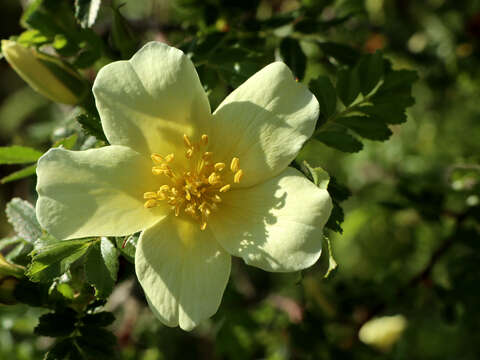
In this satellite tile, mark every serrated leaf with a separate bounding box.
[85,238,118,298]
[1,164,37,184]
[317,42,361,65]
[34,308,77,337]
[357,51,384,95]
[279,37,307,80]
[328,177,352,202]
[323,237,338,278]
[336,67,360,106]
[45,338,80,360]
[13,279,48,307]
[309,76,337,119]
[325,201,345,233]
[0,145,42,164]
[302,161,330,190]
[27,238,98,283]
[315,131,363,153]
[76,113,108,142]
[77,325,118,357]
[82,311,115,327]
[336,115,392,141]
[74,0,101,28]
[115,234,138,263]
[6,198,42,243]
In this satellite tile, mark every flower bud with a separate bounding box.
[358,315,407,351]
[1,40,88,105]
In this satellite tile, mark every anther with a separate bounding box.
[200,222,207,231]
[151,153,164,164]
[165,153,174,162]
[160,185,170,192]
[144,199,157,208]
[186,148,193,159]
[201,134,208,145]
[212,194,222,203]
[214,162,225,172]
[208,172,219,185]
[152,167,163,175]
[230,157,240,172]
[202,152,213,160]
[143,192,157,199]
[219,184,231,193]
[234,169,243,183]
[183,134,193,148]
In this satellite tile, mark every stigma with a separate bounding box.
[143,134,244,230]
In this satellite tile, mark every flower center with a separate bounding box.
[143,134,243,230]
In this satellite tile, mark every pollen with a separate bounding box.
[143,133,244,230]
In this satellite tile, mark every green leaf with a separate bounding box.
[336,68,360,106]
[315,131,363,153]
[317,42,361,65]
[111,5,138,59]
[45,338,80,360]
[1,164,37,184]
[0,145,42,164]
[325,201,345,233]
[279,37,307,80]
[336,115,392,141]
[77,325,118,357]
[309,76,337,119]
[34,307,77,337]
[84,238,118,298]
[82,311,115,327]
[6,198,42,243]
[76,113,108,142]
[74,0,101,28]
[13,279,48,307]
[27,238,98,283]
[323,236,338,278]
[52,134,78,149]
[357,51,384,95]
[302,161,330,190]
[115,234,138,263]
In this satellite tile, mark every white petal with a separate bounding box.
[209,62,319,187]
[210,167,332,272]
[135,215,231,331]
[93,42,211,159]
[36,146,168,240]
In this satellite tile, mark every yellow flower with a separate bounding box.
[1,40,87,105]
[35,42,332,330]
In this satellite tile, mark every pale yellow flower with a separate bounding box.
[36,42,332,330]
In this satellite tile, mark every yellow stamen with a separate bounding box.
[234,169,243,184]
[214,162,225,172]
[219,184,231,193]
[143,192,157,199]
[183,134,192,148]
[144,134,244,230]
[151,153,164,164]
[144,199,157,208]
[230,157,239,172]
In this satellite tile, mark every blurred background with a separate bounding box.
[0,0,479,359]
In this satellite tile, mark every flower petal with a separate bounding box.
[36,146,168,240]
[210,62,319,187]
[93,42,211,158]
[210,167,332,272]
[135,215,231,331]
